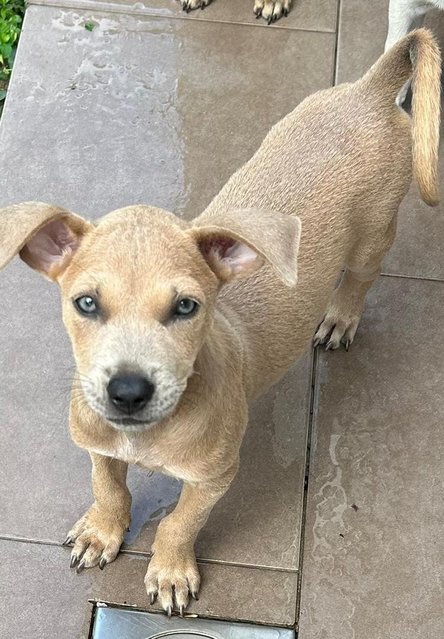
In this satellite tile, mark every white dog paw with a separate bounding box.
[180,0,211,12]
[253,0,292,23]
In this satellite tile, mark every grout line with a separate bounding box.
[196,559,298,574]
[28,0,336,34]
[332,0,342,86]
[0,533,298,574]
[0,534,62,548]
[294,346,319,634]
[126,548,299,574]
[87,602,97,639]
[380,271,444,283]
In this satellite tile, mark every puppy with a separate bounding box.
[180,0,292,24]
[386,0,444,50]
[0,29,440,615]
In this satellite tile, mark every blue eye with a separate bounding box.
[74,295,98,316]
[175,298,198,318]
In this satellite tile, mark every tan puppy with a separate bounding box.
[0,29,440,615]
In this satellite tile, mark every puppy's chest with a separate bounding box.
[89,434,207,483]
[91,435,158,469]
[115,436,149,466]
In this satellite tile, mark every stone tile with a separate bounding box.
[298,276,444,639]
[0,6,329,568]
[98,553,299,627]
[0,539,298,637]
[335,0,389,85]
[337,0,444,279]
[2,6,335,219]
[30,0,339,33]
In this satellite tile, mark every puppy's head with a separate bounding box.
[1,202,301,432]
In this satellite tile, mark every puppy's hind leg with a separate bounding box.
[314,216,397,351]
[313,270,378,351]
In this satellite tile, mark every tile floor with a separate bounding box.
[0,1,443,637]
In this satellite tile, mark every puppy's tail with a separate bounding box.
[362,28,441,206]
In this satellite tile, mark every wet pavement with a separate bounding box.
[0,1,443,637]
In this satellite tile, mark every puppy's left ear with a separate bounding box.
[189,208,301,286]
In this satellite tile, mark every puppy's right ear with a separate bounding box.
[0,201,92,281]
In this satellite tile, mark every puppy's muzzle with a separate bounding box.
[107,373,155,416]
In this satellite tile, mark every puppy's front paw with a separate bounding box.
[145,547,201,616]
[253,0,292,23]
[180,0,211,12]
[64,505,129,572]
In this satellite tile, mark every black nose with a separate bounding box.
[107,374,155,415]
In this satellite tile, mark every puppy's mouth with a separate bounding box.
[107,416,151,426]
[105,415,157,432]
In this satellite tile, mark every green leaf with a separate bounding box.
[0,0,25,109]
[2,43,12,58]
[84,22,95,31]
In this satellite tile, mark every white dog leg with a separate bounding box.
[385,0,428,51]
[385,0,429,104]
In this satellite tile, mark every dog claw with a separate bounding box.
[70,554,79,569]
[76,560,86,574]
[191,591,199,600]
[344,340,350,352]
[149,593,156,605]
[62,536,73,546]
[313,338,321,348]
[167,606,172,618]
[99,557,107,570]
[179,605,184,617]
[325,341,334,351]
